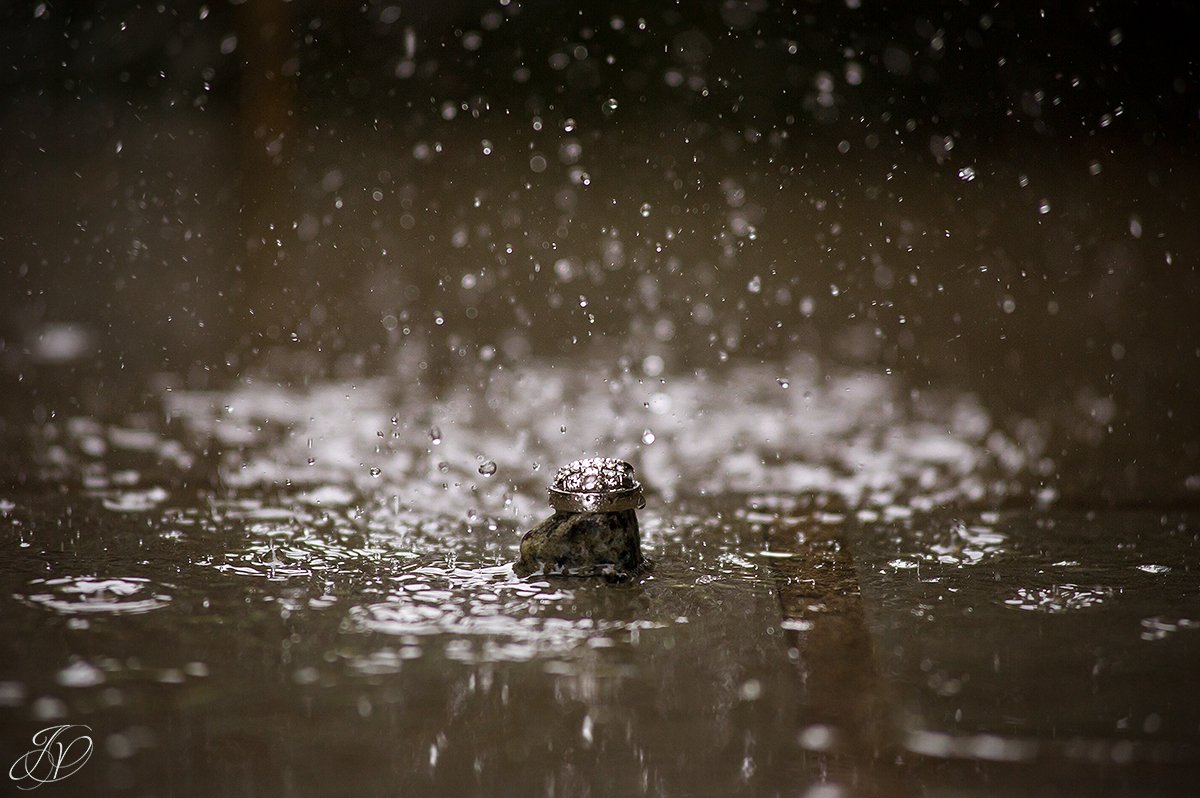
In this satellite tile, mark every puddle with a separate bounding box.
[0,366,1197,794]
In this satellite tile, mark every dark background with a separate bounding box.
[1,0,1198,501]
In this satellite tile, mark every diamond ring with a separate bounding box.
[547,457,645,513]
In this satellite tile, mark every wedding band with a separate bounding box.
[548,457,645,513]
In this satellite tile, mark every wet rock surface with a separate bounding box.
[515,509,646,579]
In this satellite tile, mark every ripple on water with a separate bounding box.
[885,518,1007,570]
[350,562,666,664]
[214,525,418,581]
[1003,584,1111,614]
[17,576,172,615]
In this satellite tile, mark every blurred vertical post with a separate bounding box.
[236,0,297,352]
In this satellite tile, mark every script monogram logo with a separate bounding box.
[8,725,94,790]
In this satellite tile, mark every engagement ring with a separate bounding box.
[547,457,645,513]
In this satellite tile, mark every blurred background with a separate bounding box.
[1,0,1198,501]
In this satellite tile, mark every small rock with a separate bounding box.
[515,510,646,580]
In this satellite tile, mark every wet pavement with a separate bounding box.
[1,363,1197,796]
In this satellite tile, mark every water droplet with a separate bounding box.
[369,467,382,478]
[429,426,442,445]
[602,97,618,116]
[777,379,790,389]
[747,275,762,293]
[563,118,577,133]
[957,166,976,182]
[478,460,497,476]
[641,429,656,445]
[1038,200,1051,215]
[639,202,652,218]
[581,714,594,745]
[559,425,567,434]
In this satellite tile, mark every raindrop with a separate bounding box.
[478,460,497,476]
[957,166,976,182]
[639,202,652,217]
[641,429,656,445]
[581,714,594,745]
[747,275,762,293]
[602,97,618,116]
[369,467,382,478]
[1038,200,1051,215]
[777,379,790,389]
[429,426,442,445]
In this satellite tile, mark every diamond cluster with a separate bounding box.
[551,458,637,494]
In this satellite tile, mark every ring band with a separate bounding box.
[548,485,645,513]
[547,457,645,514]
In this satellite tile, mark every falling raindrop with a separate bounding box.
[429,426,442,445]
[602,97,618,116]
[641,429,656,445]
[957,166,976,182]
[478,460,497,476]
[639,203,652,218]
[777,379,790,389]
[369,467,382,478]
[747,275,762,293]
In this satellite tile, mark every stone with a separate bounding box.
[514,509,647,580]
